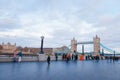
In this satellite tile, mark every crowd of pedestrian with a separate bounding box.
[13,50,23,62]
[13,50,119,64]
[85,55,100,61]
[62,53,78,62]
[105,56,119,62]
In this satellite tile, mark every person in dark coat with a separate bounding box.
[47,55,51,64]
[62,54,65,60]
[55,54,58,61]
[72,54,74,60]
[75,54,78,61]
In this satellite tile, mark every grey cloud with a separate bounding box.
[98,14,120,27]
[95,14,120,49]
[0,12,21,31]
[0,0,119,51]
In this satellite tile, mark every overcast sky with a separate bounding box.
[0,0,120,52]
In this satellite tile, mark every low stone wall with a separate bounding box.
[21,56,39,62]
[0,55,62,62]
[50,56,62,61]
[0,57,13,62]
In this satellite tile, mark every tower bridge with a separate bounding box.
[71,35,120,56]
[71,35,100,56]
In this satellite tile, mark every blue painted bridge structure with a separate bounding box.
[71,35,120,55]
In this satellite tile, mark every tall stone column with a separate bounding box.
[71,38,77,53]
[40,36,44,54]
[93,35,100,56]
[38,36,46,61]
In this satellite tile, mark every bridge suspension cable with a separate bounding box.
[100,43,120,54]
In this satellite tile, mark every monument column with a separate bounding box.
[40,36,44,54]
[38,36,46,61]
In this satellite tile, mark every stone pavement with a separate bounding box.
[0,60,120,80]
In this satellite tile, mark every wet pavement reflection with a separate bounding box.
[0,60,120,80]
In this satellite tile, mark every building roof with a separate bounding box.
[0,43,53,55]
[53,46,71,54]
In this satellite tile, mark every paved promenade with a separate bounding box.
[0,60,120,80]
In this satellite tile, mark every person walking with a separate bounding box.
[66,53,71,62]
[47,55,51,64]
[17,51,23,62]
[72,54,74,60]
[55,54,58,61]
[62,54,65,60]
[13,50,17,62]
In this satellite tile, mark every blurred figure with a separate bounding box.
[79,55,84,61]
[75,54,78,61]
[72,54,74,60]
[13,50,17,62]
[47,55,51,64]
[62,54,65,60]
[17,51,23,62]
[55,54,58,61]
[66,53,71,62]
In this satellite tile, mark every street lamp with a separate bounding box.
[40,36,44,54]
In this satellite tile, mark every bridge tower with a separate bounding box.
[71,38,77,53]
[93,35,100,56]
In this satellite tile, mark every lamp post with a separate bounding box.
[40,36,44,54]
